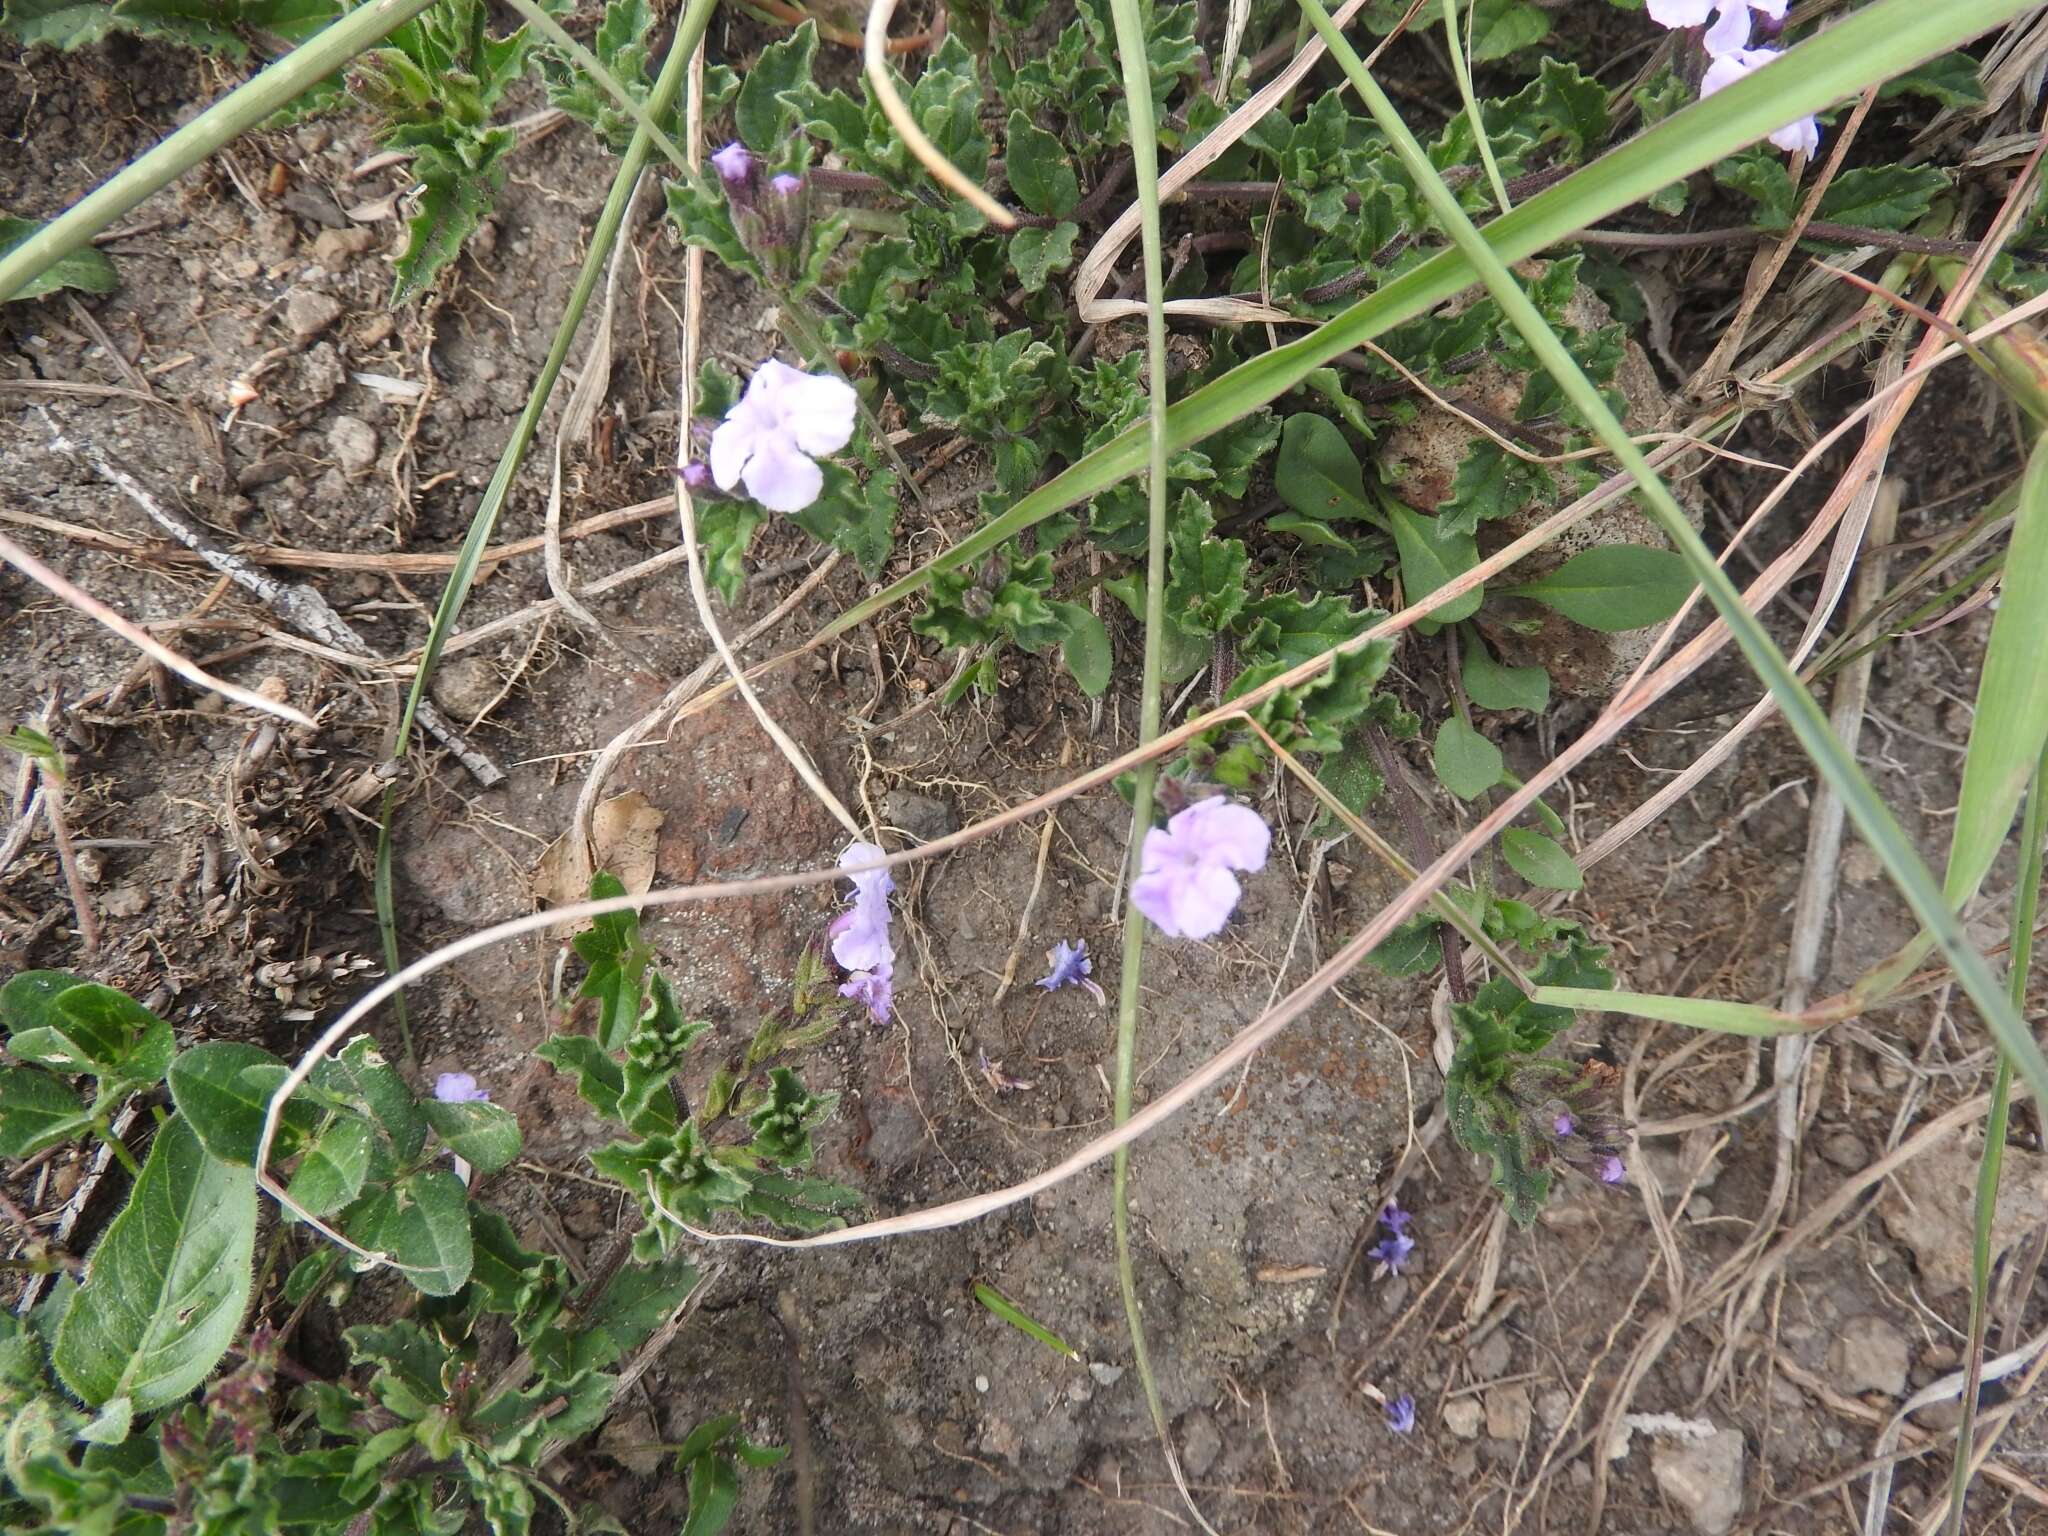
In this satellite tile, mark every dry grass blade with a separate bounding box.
[863,0,1014,227]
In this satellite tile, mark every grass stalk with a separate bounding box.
[1102,0,1209,1523]
[1295,0,2048,1119]
[1945,737,2048,1534]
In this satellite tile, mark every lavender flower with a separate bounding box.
[1369,1231,1415,1274]
[1036,939,1106,1006]
[1129,796,1272,940]
[832,840,896,1022]
[1379,1199,1413,1236]
[709,359,858,513]
[1600,1155,1627,1186]
[1646,0,1785,54]
[1384,1394,1417,1434]
[1701,48,1821,158]
[434,1072,489,1103]
[1553,1111,1576,1139]
[678,460,712,492]
[770,172,804,197]
[711,141,757,195]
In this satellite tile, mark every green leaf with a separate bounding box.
[0,216,116,300]
[790,460,896,577]
[1880,51,1986,109]
[0,969,76,1036]
[1385,498,1482,623]
[1460,627,1549,711]
[168,1042,300,1166]
[1816,165,1950,232]
[537,1035,626,1122]
[680,1453,740,1536]
[1434,716,1504,800]
[0,0,118,48]
[1501,827,1582,891]
[736,19,816,151]
[1050,601,1112,696]
[0,1067,89,1157]
[1366,914,1443,977]
[336,1037,426,1162]
[1438,439,1549,536]
[1008,222,1079,293]
[1004,111,1079,218]
[576,871,653,1053]
[1166,491,1249,636]
[1501,544,1693,631]
[390,135,512,306]
[4,980,158,1075]
[1273,413,1373,522]
[1467,0,1546,61]
[52,1116,256,1411]
[697,501,763,605]
[422,1098,522,1176]
[286,1115,376,1217]
[345,1168,473,1296]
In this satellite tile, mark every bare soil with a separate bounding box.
[6,17,2048,1536]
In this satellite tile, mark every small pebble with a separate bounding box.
[285,289,343,339]
[1443,1397,1483,1439]
[974,1375,989,1394]
[326,414,379,473]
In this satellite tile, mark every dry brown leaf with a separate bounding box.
[533,790,665,932]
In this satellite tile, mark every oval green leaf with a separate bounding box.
[421,1099,522,1177]
[1050,600,1112,697]
[1502,545,1694,632]
[168,1042,304,1166]
[0,1067,90,1157]
[1434,716,1504,801]
[346,1168,473,1297]
[1460,627,1550,712]
[286,1115,377,1217]
[1501,826,1583,891]
[1273,413,1373,523]
[1386,499,1482,623]
[52,1116,256,1411]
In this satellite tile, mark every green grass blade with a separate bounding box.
[972,1281,1082,1364]
[1296,0,2048,1120]
[1945,738,2048,1534]
[1532,987,1816,1037]
[1443,0,1511,213]
[811,0,2033,647]
[499,0,692,175]
[373,0,716,1014]
[0,0,444,301]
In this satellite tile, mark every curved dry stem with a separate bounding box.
[0,529,314,727]
[863,0,1015,228]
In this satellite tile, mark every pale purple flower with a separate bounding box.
[678,460,711,492]
[1646,0,1785,55]
[1369,1231,1415,1274]
[1379,1199,1413,1236]
[1600,1155,1626,1186]
[1554,1111,1576,1138]
[770,173,804,197]
[1129,797,1272,940]
[1700,47,1820,157]
[708,359,858,513]
[711,141,756,189]
[434,1072,489,1103]
[840,962,893,1024]
[1037,939,1106,1006]
[1384,1394,1416,1434]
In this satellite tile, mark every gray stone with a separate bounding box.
[284,289,343,339]
[1828,1315,1910,1398]
[1179,1411,1222,1478]
[883,788,958,842]
[1537,1387,1573,1431]
[326,414,378,474]
[1443,1397,1483,1439]
[428,653,500,722]
[1485,1384,1533,1443]
[1821,1130,1871,1170]
[1469,1329,1513,1381]
[1651,1428,1745,1536]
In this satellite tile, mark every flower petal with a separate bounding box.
[1769,113,1821,157]
[741,440,825,512]
[707,414,756,492]
[1644,0,1715,25]
[1165,862,1245,940]
[1702,1,1751,54]
[1176,797,1272,873]
[779,371,860,457]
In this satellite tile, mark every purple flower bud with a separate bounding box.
[711,141,755,187]
[1600,1154,1626,1186]
[1554,1111,1576,1138]
[1379,1199,1413,1236]
[1384,1394,1417,1434]
[434,1071,489,1103]
[770,172,804,197]
[678,460,712,491]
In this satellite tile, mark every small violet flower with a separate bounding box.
[711,141,757,196]
[1554,1111,1576,1139]
[1369,1231,1415,1274]
[434,1072,489,1103]
[1037,939,1106,1006]
[709,358,858,514]
[1379,1199,1413,1236]
[678,460,712,493]
[1701,48,1821,158]
[1384,1394,1417,1435]
[1130,796,1272,940]
[832,840,896,1023]
[1600,1154,1627,1186]
[1646,0,1786,56]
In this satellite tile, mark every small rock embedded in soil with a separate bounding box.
[284,289,343,340]
[326,414,379,474]
[1650,1427,1745,1535]
[1484,1384,1532,1443]
[1442,1397,1483,1439]
[1821,1129,1870,1169]
[429,654,501,722]
[883,788,958,842]
[1178,1410,1222,1477]
[1828,1315,1910,1398]
[1537,1387,1572,1431]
